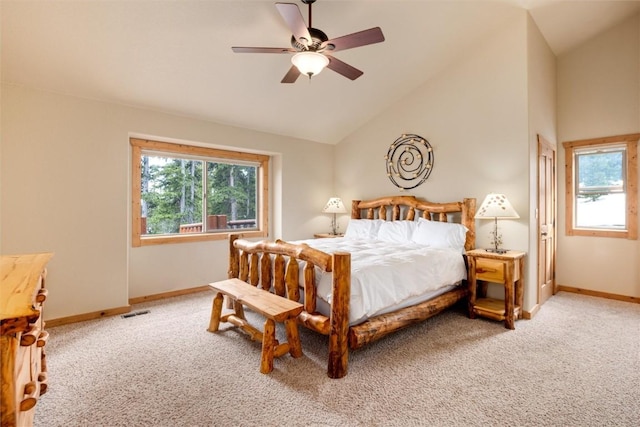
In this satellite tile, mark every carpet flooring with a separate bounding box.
[33,291,640,426]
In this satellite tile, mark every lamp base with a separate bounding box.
[330,213,339,235]
[484,248,509,254]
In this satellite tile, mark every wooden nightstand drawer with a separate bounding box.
[475,258,505,283]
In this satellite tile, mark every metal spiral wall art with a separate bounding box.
[385,134,434,190]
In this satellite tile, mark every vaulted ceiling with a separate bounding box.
[2,1,639,144]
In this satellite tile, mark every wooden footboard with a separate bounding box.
[228,235,351,379]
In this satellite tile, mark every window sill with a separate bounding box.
[566,228,634,239]
[133,230,267,247]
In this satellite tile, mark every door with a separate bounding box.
[537,135,556,305]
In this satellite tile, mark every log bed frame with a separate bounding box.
[228,195,476,378]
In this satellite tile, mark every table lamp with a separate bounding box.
[322,197,347,235]
[475,193,519,253]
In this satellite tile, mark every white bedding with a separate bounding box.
[293,237,467,325]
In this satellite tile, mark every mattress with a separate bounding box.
[293,237,467,325]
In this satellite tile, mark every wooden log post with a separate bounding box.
[239,252,249,282]
[406,207,416,221]
[249,253,259,286]
[260,319,276,374]
[351,200,362,219]
[504,261,515,330]
[462,198,477,251]
[227,234,240,309]
[207,293,224,332]
[274,254,286,297]
[260,253,272,291]
[327,252,351,379]
[285,258,299,302]
[284,318,303,359]
[303,262,316,313]
[228,234,240,279]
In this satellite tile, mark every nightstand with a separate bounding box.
[313,233,344,238]
[466,249,526,329]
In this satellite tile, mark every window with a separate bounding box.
[131,138,269,247]
[563,133,638,239]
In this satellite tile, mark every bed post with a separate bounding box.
[462,198,477,251]
[228,234,240,279]
[327,251,351,379]
[351,200,362,219]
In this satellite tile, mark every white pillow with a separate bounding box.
[344,219,384,239]
[411,218,468,252]
[377,221,418,243]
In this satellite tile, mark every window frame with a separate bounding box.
[131,138,269,247]
[563,133,638,239]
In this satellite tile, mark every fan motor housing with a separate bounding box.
[290,27,330,51]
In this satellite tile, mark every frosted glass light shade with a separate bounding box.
[292,52,329,77]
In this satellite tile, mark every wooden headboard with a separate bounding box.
[351,195,476,251]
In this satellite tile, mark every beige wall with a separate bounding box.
[1,84,334,319]
[557,13,640,299]
[335,12,544,310]
[526,14,558,309]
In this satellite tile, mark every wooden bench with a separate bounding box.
[207,278,304,374]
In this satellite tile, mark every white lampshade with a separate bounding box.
[475,193,518,253]
[475,193,520,219]
[322,197,347,214]
[292,52,329,77]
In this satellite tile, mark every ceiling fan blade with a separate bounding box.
[275,2,312,47]
[232,47,296,54]
[281,65,301,84]
[322,27,385,52]
[326,56,363,81]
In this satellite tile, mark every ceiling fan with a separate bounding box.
[232,0,385,83]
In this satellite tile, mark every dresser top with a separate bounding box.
[1,253,53,323]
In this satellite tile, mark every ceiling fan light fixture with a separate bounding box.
[292,51,329,77]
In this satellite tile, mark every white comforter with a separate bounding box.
[293,237,467,325]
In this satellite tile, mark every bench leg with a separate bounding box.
[225,295,234,310]
[260,319,276,374]
[234,299,245,320]
[284,318,303,358]
[207,293,224,332]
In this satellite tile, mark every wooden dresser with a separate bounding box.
[1,253,53,427]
